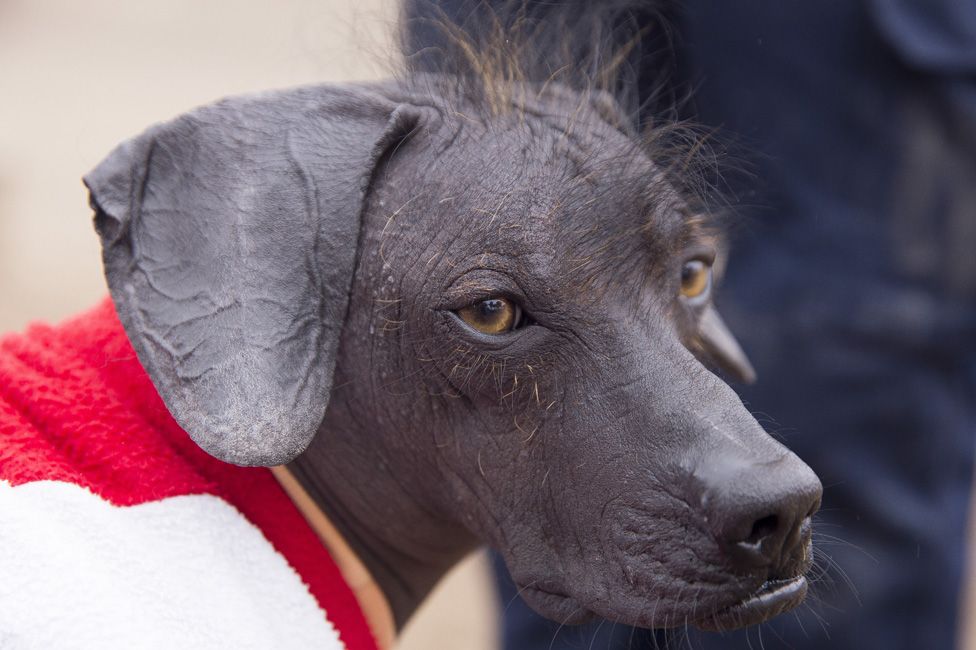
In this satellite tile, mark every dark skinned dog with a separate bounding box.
[81,9,822,636]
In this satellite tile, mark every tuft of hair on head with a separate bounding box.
[398,0,679,124]
[397,0,746,226]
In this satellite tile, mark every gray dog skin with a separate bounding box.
[84,76,822,633]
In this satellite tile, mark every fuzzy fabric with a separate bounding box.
[0,298,378,650]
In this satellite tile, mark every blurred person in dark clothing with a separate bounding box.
[405,1,976,648]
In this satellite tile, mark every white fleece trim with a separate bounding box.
[0,480,345,650]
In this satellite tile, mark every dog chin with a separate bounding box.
[517,584,597,625]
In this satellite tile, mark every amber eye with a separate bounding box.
[680,259,712,300]
[456,298,522,334]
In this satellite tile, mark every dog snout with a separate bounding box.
[697,450,822,576]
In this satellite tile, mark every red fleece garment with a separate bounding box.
[0,298,378,650]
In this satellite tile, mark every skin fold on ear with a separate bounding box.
[84,85,417,466]
[697,306,758,384]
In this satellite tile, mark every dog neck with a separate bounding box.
[283,417,480,632]
[271,466,396,649]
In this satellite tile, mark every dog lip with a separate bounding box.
[694,575,808,632]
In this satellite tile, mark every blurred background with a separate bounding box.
[0,1,973,649]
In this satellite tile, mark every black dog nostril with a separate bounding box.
[711,474,821,571]
[744,514,779,546]
[697,447,823,572]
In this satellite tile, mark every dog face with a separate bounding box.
[86,81,820,631]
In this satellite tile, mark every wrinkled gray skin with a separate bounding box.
[85,80,822,632]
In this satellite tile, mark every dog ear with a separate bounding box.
[697,306,757,384]
[84,85,417,466]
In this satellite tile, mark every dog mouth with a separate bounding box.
[521,574,807,632]
[694,575,808,631]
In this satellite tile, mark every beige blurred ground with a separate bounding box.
[0,2,497,649]
[1,2,974,649]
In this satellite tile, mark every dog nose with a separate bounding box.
[699,452,822,573]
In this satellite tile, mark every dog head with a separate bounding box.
[85,73,820,631]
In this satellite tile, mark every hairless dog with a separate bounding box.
[78,4,823,640]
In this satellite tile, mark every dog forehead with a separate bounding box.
[400,106,658,226]
[442,100,637,173]
[364,87,687,284]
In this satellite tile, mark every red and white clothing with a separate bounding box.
[0,299,379,650]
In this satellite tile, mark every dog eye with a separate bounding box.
[680,259,712,301]
[456,298,523,334]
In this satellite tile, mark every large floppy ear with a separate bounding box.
[85,85,417,466]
